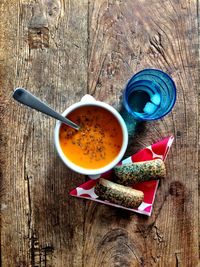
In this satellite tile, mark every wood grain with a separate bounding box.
[0,0,88,266]
[87,0,199,266]
[0,0,199,266]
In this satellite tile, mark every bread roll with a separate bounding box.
[94,178,144,209]
[114,159,166,185]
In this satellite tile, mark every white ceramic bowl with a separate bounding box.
[54,95,128,176]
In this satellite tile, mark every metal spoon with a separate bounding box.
[13,88,80,130]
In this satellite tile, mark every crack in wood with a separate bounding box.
[26,175,35,266]
[26,175,55,266]
[26,175,54,267]
[150,190,170,230]
[149,33,170,66]
[175,252,180,267]
[153,226,164,244]
[41,245,54,266]
[90,55,107,95]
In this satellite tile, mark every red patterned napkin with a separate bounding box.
[70,136,174,216]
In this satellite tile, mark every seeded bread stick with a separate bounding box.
[114,159,166,186]
[94,178,144,209]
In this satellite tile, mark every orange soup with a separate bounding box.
[59,106,123,169]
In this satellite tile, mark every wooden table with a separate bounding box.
[0,1,199,266]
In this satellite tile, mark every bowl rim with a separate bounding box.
[54,101,128,175]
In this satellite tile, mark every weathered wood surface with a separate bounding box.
[0,0,199,266]
[0,1,88,266]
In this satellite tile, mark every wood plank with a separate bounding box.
[0,0,88,266]
[86,0,199,266]
[1,0,199,266]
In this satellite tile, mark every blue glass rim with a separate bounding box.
[123,68,177,121]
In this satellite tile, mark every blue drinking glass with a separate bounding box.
[123,69,176,121]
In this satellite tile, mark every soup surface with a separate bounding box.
[59,106,123,169]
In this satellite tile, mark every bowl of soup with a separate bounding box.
[54,95,128,176]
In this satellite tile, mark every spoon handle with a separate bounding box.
[13,88,80,130]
